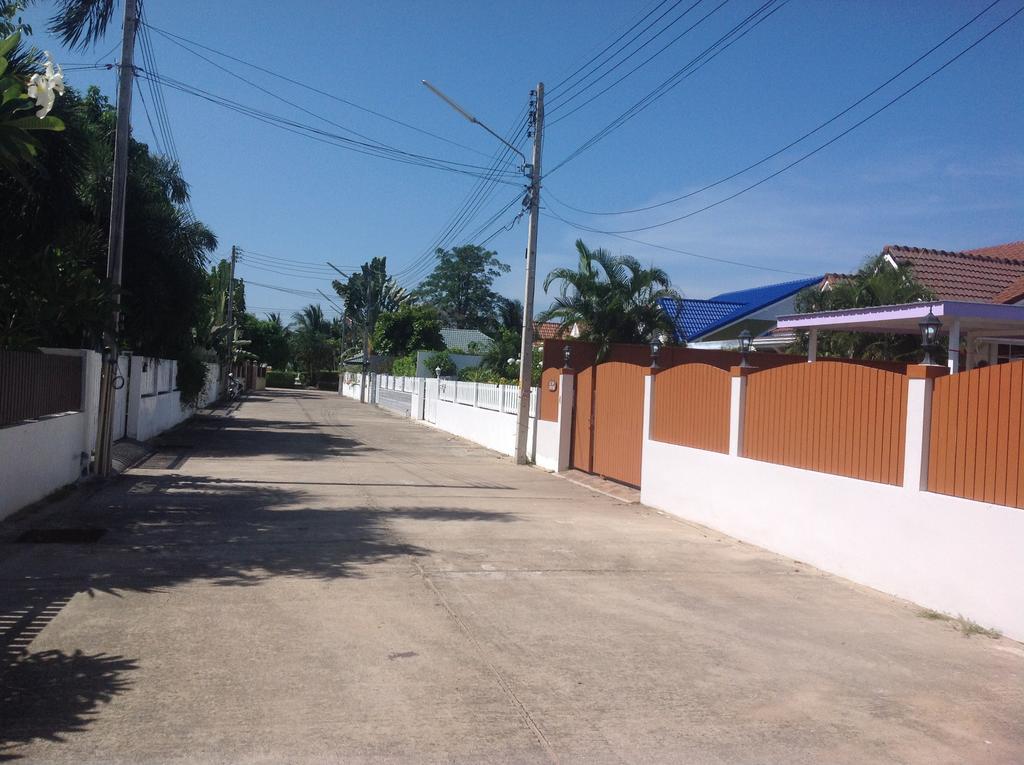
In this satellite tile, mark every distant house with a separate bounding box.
[440,327,493,352]
[881,241,1024,304]
[659,276,824,350]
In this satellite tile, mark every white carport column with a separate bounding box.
[902,365,947,492]
[555,370,575,472]
[947,319,961,373]
[808,329,818,362]
[728,366,753,457]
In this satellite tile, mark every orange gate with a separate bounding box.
[570,346,650,487]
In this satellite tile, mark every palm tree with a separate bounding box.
[538,239,680,359]
[289,304,335,384]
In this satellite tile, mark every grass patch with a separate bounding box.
[917,608,1001,638]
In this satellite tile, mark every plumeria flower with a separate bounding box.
[26,51,65,118]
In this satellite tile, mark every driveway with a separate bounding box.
[2,389,1022,763]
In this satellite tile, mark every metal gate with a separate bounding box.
[571,355,648,487]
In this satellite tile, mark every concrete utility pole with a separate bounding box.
[420,79,544,464]
[514,83,544,465]
[95,0,139,476]
[361,271,371,403]
[225,245,237,388]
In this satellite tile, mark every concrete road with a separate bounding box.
[2,389,1022,764]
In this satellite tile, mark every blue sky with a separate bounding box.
[23,0,1024,318]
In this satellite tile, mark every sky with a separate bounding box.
[20,0,1024,318]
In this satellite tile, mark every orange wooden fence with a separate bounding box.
[927,361,1024,508]
[538,367,560,422]
[742,361,908,485]
[651,364,731,453]
[590,360,648,487]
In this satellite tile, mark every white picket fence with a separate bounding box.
[436,379,536,416]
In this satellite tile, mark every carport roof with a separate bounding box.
[777,300,1024,338]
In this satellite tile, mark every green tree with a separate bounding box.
[289,304,335,383]
[791,254,938,361]
[238,312,290,369]
[415,244,510,329]
[372,304,444,357]
[332,257,412,353]
[1,84,216,358]
[538,239,679,359]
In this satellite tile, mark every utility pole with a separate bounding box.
[225,245,237,389]
[420,79,543,464]
[515,83,543,465]
[361,271,371,403]
[95,0,138,476]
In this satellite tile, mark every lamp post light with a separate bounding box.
[650,336,663,370]
[562,344,572,370]
[738,330,754,368]
[919,308,942,365]
[435,366,442,380]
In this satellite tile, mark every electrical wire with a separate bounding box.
[547,0,715,117]
[542,207,813,276]
[134,68,525,184]
[548,0,672,96]
[545,0,787,175]
[142,20,513,166]
[546,5,1023,235]
[548,0,1006,216]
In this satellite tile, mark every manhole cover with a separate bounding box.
[16,528,107,544]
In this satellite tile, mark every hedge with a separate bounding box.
[266,370,298,388]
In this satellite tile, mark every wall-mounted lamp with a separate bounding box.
[919,308,942,365]
[738,330,754,368]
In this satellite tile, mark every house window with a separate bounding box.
[996,343,1024,364]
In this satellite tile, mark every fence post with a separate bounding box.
[556,369,576,471]
[728,366,754,457]
[903,365,946,492]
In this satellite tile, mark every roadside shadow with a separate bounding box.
[0,474,516,756]
[0,649,136,761]
[147,416,372,462]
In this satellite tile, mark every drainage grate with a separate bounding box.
[16,528,107,544]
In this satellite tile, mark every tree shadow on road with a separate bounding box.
[0,473,517,756]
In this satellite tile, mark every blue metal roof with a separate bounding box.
[659,275,822,342]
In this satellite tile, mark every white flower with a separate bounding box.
[26,51,65,118]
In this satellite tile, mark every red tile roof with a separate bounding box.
[882,242,1024,303]
[994,274,1024,304]
[533,321,564,340]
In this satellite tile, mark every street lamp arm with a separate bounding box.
[421,80,528,169]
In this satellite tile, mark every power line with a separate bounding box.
[548,0,672,96]
[548,0,1006,216]
[547,0,714,117]
[545,0,787,176]
[542,207,813,276]
[142,20,513,166]
[133,68,524,184]
[547,6,1024,235]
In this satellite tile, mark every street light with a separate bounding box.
[919,308,942,365]
[435,366,442,379]
[423,79,544,466]
[738,330,754,368]
[562,344,573,370]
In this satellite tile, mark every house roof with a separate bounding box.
[659,275,823,342]
[533,321,563,340]
[883,242,1024,303]
[994,274,1024,305]
[440,328,493,351]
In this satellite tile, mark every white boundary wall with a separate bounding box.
[0,349,102,520]
[640,374,1024,642]
[345,371,570,470]
[1,351,221,520]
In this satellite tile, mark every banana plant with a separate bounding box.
[0,32,65,176]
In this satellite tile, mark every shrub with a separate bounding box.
[425,349,456,377]
[266,370,297,388]
[392,352,417,377]
[176,349,210,408]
